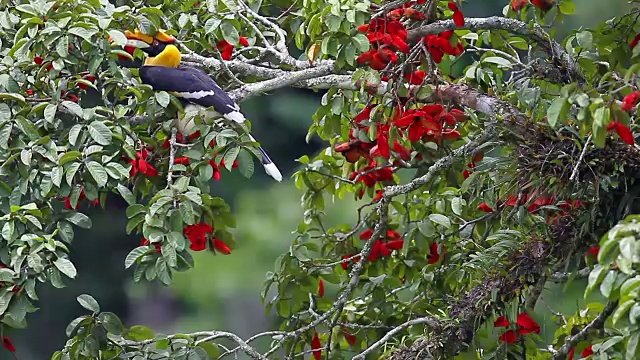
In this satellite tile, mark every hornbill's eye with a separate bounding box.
[152,40,159,46]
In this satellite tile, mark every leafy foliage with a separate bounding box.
[0,0,640,359]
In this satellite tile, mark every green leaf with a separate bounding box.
[107,29,127,47]
[0,291,14,315]
[99,312,124,335]
[155,91,170,107]
[44,103,57,123]
[559,0,576,14]
[65,212,92,229]
[627,332,640,360]
[429,214,451,229]
[586,264,607,298]
[126,325,155,341]
[62,101,83,118]
[0,123,12,149]
[125,246,149,269]
[77,294,100,313]
[54,258,77,279]
[88,121,112,145]
[237,149,255,178]
[86,161,108,187]
[59,151,82,166]
[116,184,136,205]
[482,56,512,67]
[198,343,220,359]
[204,17,221,34]
[546,97,569,128]
[68,124,82,146]
[592,106,611,148]
[220,21,239,45]
[223,147,240,171]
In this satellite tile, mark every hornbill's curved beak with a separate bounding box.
[123,29,176,47]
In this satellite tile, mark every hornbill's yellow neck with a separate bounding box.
[144,45,182,68]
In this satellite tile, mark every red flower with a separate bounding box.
[478,202,494,213]
[631,33,640,49]
[208,160,222,180]
[516,313,540,335]
[341,328,357,345]
[427,242,445,264]
[586,246,599,258]
[174,157,190,165]
[607,120,635,145]
[494,316,510,327]
[311,333,322,360]
[217,40,234,60]
[404,70,426,85]
[239,36,249,47]
[64,188,86,210]
[404,8,426,21]
[511,0,529,11]
[129,148,158,177]
[183,223,214,251]
[567,347,575,360]
[448,2,465,27]
[499,330,518,344]
[531,0,555,12]
[2,336,15,352]
[26,89,34,95]
[622,91,640,111]
[212,238,231,254]
[33,56,44,65]
[581,345,593,357]
[341,254,360,270]
[318,279,325,297]
[140,237,161,253]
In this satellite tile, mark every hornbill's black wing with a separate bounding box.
[139,65,242,120]
[138,65,282,181]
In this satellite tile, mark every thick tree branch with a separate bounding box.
[551,301,618,359]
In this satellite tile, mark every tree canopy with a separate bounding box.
[1,0,640,359]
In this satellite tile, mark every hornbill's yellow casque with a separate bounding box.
[118,29,282,182]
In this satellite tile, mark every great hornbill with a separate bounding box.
[115,29,282,182]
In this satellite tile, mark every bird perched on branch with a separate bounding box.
[114,29,282,182]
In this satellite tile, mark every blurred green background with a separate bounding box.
[5,1,634,359]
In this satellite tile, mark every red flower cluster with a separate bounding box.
[424,30,465,63]
[447,2,465,27]
[495,313,540,344]
[127,147,158,177]
[77,74,97,90]
[161,131,201,149]
[606,120,635,145]
[394,104,465,143]
[349,161,394,188]
[621,91,640,112]
[356,0,431,71]
[184,223,213,251]
[217,36,249,60]
[567,345,593,360]
[427,242,446,264]
[359,229,404,261]
[183,223,232,254]
[341,229,404,270]
[318,279,325,297]
[62,187,99,210]
[463,151,484,179]
[140,237,161,253]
